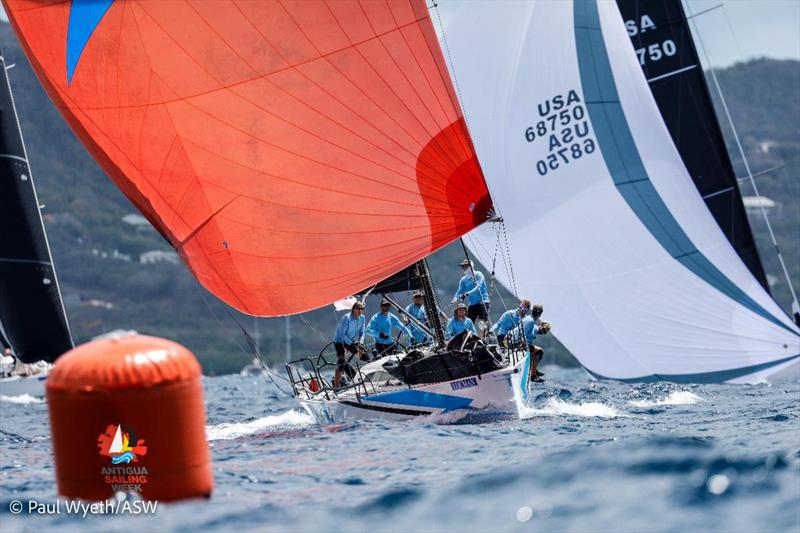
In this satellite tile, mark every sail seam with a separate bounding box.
[646,64,698,83]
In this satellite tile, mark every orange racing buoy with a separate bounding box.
[46,334,213,501]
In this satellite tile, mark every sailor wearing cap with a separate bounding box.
[446,302,477,339]
[332,301,366,387]
[452,259,490,324]
[515,304,549,382]
[491,299,531,346]
[367,299,412,357]
[403,292,431,344]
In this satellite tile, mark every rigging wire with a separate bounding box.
[429,0,521,320]
[685,2,800,317]
[429,0,474,143]
[193,284,293,396]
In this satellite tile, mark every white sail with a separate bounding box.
[108,425,124,454]
[435,0,799,382]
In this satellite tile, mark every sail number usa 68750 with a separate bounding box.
[523,90,597,176]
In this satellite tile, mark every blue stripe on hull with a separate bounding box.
[585,354,800,383]
[573,0,797,337]
[520,352,531,403]
[365,389,473,412]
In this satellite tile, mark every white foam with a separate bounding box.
[0,394,44,405]
[629,391,704,408]
[205,410,314,441]
[521,398,622,419]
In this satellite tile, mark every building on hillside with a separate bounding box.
[121,213,153,233]
[742,195,781,217]
[140,250,180,265]
[757,140,778,154]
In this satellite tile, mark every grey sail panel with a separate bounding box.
[616,0,770,292]
[0,52,73,363]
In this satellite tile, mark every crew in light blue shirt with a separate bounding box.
[491,299,531,345]
[404,292,431,344]
[367,300,411,355]
[520,315,539,345]
[511,304,549,346]
[446,303,477,338]
[332,301,366,388]
[453,262,489,306]
[333,308,366,345]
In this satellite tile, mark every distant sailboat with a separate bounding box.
[0,49,73,396]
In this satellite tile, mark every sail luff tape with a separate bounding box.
[46,334,213,502]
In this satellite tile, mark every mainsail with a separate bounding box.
[438,0,799,382]
[4,0,491,316]
[616,0,769,292]
[0,51,73,363]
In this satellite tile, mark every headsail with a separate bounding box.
[4,0,491,316]
[437,0,799,382]
[616,0,769,292]
[0,51,73,363]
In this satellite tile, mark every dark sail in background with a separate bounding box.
[0,51,73,363]
[616,0,770,292]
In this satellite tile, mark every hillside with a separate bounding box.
[1,23,797,374]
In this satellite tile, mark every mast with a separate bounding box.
[284,316,292,362]
[414,260,446,349]
[0,50,73,363]
[615,0,770,293]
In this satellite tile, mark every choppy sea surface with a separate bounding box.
[1,366,799,532]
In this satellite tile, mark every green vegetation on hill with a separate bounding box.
[1,23,797,374]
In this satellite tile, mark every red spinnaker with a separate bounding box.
[4,0,491,315]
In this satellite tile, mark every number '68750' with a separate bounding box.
[535,139,596,176]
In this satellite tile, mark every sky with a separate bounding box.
[684,0,800,66]
[0,1,798,68]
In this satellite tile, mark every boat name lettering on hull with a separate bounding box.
[450,377,478,391]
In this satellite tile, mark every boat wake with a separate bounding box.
[0,394,44,405]
[521,398,622,419]
[206,410,315,441]
[629,391,704,408]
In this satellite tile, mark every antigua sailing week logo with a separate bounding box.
[98,424,147,464]
[97,424,149,492]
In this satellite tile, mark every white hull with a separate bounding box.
[299,352,531,424]
[0,373,47,397]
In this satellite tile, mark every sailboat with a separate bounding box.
[285,259,533,422]
[2,0,797,425]
[3,0,532,420]
[439,0,799,383]
[0,49,73,397]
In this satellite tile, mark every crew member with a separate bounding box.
[367,300,411,357]
[403,292,431,345]
[446,302,477,339]
[332,301,366,387]
[452,259,490,331]
[519,304,550,382]
[491,299,531,346]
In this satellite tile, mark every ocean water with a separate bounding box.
[1,366,798,532]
